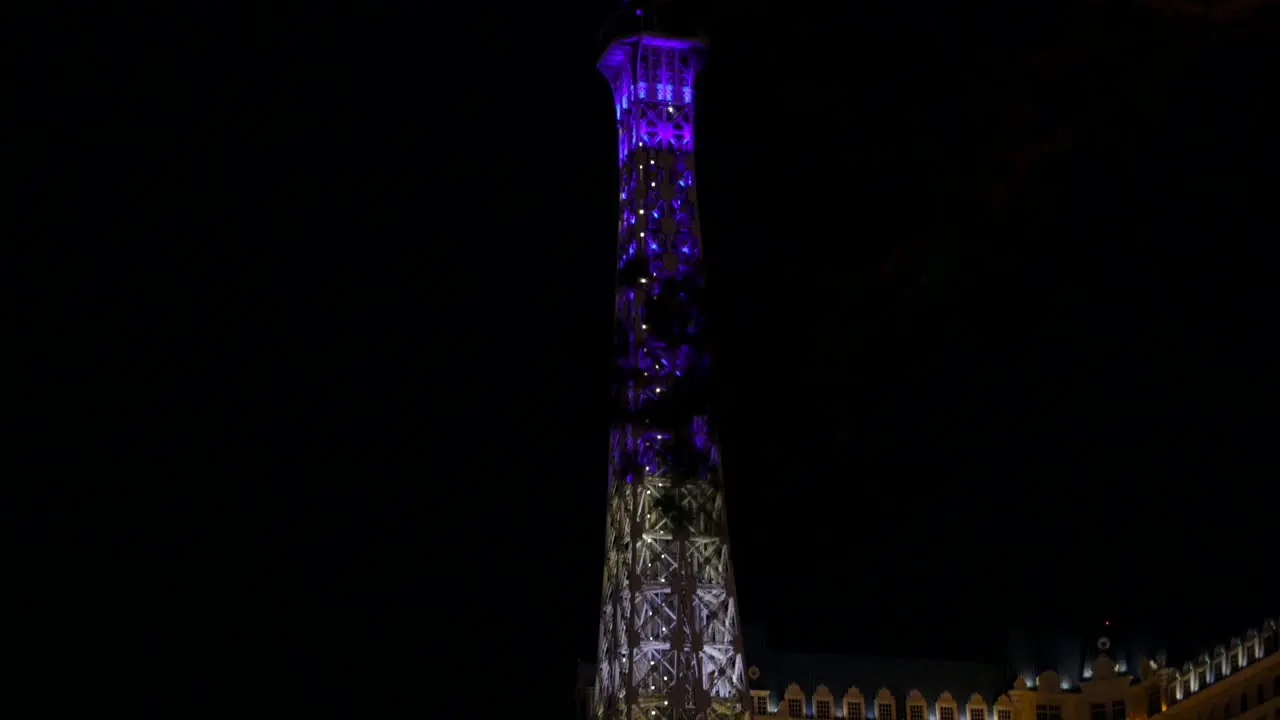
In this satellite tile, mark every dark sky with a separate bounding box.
[27,0,1276,714]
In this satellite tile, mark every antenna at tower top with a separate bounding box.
[599,0,703,51]
[602,0,659,41]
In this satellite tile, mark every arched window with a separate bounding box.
[1223,702,1233,720]
[1258,684,1265,706]
[1239,693,1247,713]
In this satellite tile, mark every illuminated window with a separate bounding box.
[910,706,923,720]
[848,702,863,719]
[817,700,833,720]
[971,709,985,720]
[1036,705,1062,720]
[788,699,804,718]
[998,710,1011,720]
[879,703,894,720]
[755,696,770,716]
[941,707,955,720]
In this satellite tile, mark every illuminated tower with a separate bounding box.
[594,5,751,720]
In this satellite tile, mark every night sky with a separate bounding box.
[28,0,1276,713]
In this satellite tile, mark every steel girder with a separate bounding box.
[595,32,751,720]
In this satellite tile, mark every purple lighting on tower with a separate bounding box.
[594,28,751,720]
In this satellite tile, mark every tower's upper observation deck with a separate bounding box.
[597,32,707,88]
[597,0,708,78]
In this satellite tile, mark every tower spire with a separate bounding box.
[594,20,750,720]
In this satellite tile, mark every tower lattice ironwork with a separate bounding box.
[594,12,751,720]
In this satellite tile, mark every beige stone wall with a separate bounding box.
[1160,651,1279,720]
[746,619,1278,720]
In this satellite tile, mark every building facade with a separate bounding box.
[731,620,1278,720]
[1158,625,1280,720]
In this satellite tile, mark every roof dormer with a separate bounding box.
[843,687,867,720]
[937,690,960,720]
[784,683,807,719]
[993,695,1014,720]
[966,694,989,720]
[814,685,836,720]
[875,688,896,720]
[1037,671,1063,693]
[905,690,927,720]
